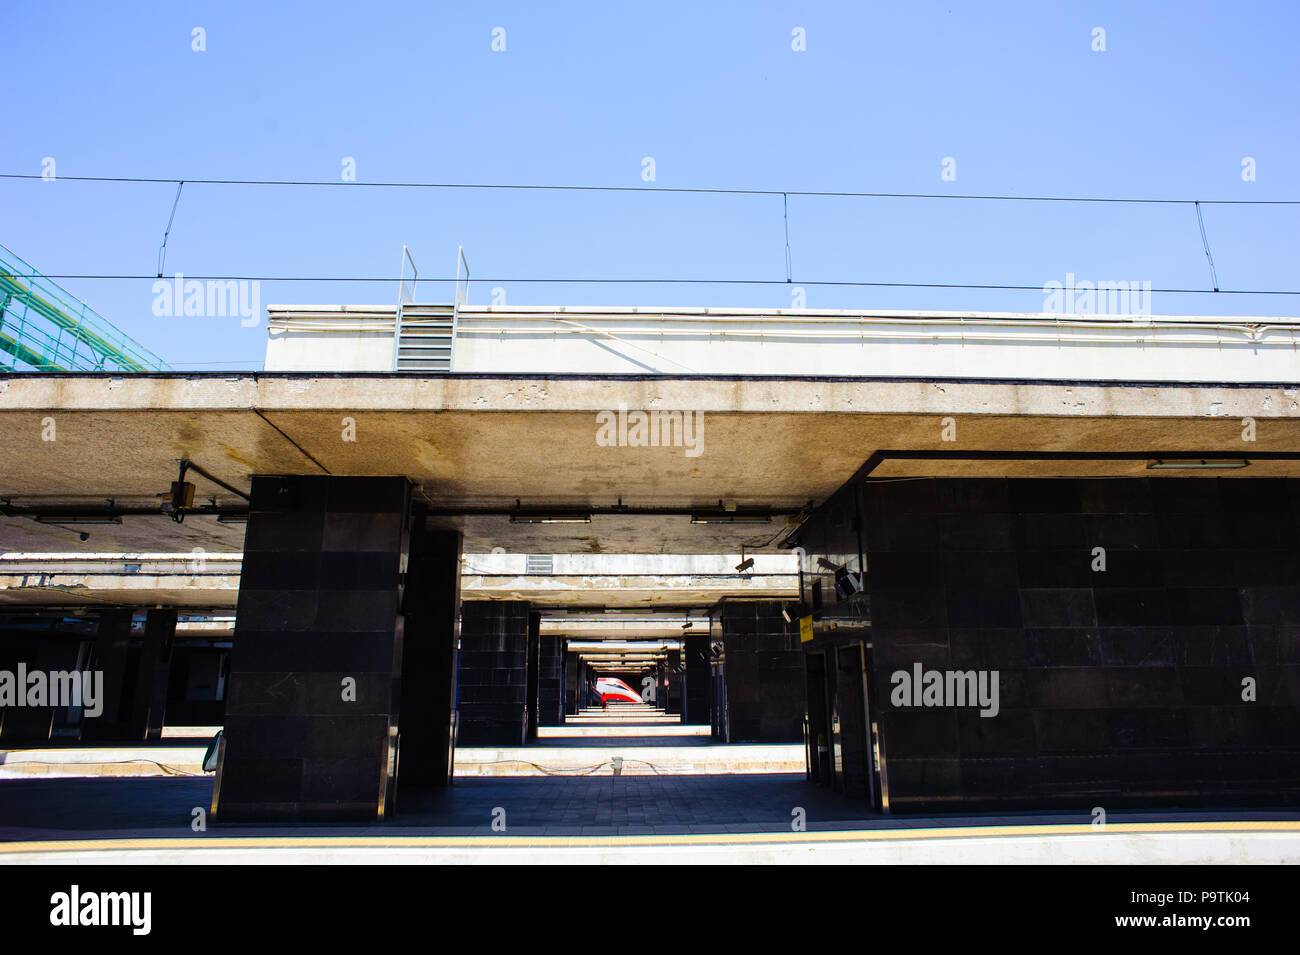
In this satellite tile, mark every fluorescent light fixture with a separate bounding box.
[510,512,592,524]
[217,513,249,524]
[34,515,122,525]
[690,513,770,524]
[1147,459,1250,470]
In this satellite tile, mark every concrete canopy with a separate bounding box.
[0,564,794,611]
[1,373,1297,555]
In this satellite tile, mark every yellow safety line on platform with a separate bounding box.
[2,820,1298,854]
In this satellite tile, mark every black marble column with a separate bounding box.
[564,648,579,715]
[0,631,82,742]
[457,601,530,745]
[214,476,411,822]
[142,609,176,741]
[716,599,804,742]
[683,635,710,725]
[666,649,682,715]
[396,520,461,791]
[538,631,564,726]
[525,612,541,740]
[81,609,146,741]
[858,476,1300,811]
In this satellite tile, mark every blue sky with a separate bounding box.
[1,0,1297,368]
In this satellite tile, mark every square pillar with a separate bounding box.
[564,648,579,715]
[81,610,143,741]
[0,631,83,743]
[716,599,804,742]
[538,631,564,726]
[142,609,177,741]
[666,649,682,715]
[457,601,530,745]
[214,476,411,822]
[525,611,541,740]
[396,520,461,790]
[683,635,710,725]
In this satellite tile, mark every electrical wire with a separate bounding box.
[2,172,1297,205]
[1194,201,1221,292]
[8,172,1296,299]
[21,275,1300,295]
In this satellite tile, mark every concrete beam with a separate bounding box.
[2,373,1296,554]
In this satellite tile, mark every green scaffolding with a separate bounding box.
[0,244,169,372]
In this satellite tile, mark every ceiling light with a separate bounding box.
[690,513,770,524]
[1147,459,1249,470]
[510,512,592,524]
[34,515,122,525]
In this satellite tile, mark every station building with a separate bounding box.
[2,292,1298,820]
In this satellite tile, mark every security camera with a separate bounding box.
[735,557,755,573]
[782,600,812,624]
[78,532,90,543]
[834,566,864,600]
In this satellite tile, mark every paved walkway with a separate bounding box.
[4,713,1299,862]
[1,774,1297,862]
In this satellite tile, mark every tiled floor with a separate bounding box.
[1,773,1294,842]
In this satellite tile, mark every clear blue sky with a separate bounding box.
[2,0,1297,369]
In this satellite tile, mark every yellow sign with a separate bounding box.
[799,615,814,643]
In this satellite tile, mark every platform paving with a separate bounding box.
[1,773,1298,864]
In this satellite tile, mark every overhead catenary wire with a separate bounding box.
[8,171,1298,301]
[155,180,184,277]
[782,192,792,283]
[1194,201,1221,292]
[2,172,1298,205]
[23,274,1300,295]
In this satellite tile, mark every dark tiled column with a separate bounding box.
[717,599,804,742]
[564,648,579,715]
[860,475,1300,812]
[396,522,461,790]
[142,609,177,740]
[457,601,530,745]
[666,649,682,715]
[538,631,564,726]
[525,612,540,740]
[0,631,81,742]
[81,609,144,741]
[214,476,411,822]
[683,635,710,724]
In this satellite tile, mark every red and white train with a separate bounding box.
[594,676,644,705]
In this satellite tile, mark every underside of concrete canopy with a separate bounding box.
[1,372,1297,555]
[0,554,797,610]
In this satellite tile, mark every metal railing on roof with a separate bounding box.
[0,244,169,372]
